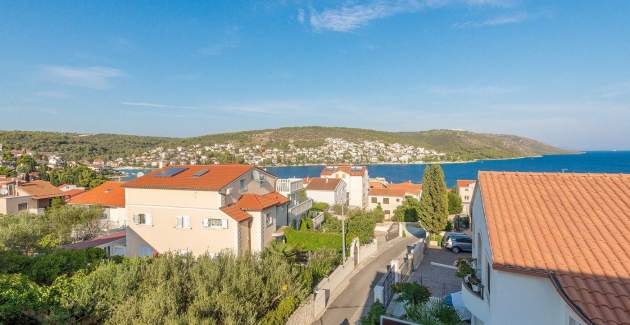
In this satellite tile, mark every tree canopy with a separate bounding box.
[447,189,463,215]
[418,165,449,234]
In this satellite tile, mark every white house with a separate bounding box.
[321,165,368,209]
[456,179,475,215]
[305,177,347,206]
[463,171,630,325]
[69,181,127,229]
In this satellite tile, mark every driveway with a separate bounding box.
[409,246,471,298]
[314,232,422,325]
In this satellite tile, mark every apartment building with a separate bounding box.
[321,165,368,208]
[304,177,347,206]
[464,172,630,325]
[276,178,312,228]
[456,179,475,215]
[69,181,127,229]
[368,188,405,219]
[122,165,288,257]
[0,178,64,214]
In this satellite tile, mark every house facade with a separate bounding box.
[463,172,630,325]
[68,181,127,229]
[276,178,312,228]
[122,165,288,257]
[368,188,405,219]
[321,165,368,208]
[456,179,475,215]
[0,179,64,214]
[304,177,347,206]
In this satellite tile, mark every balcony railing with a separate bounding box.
[463,274,484,299]
[289,198,312,216]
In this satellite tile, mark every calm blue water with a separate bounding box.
[265,151,630,187]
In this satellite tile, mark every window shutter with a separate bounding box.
[202,218,209,228]
[222,219,228,229]
[133,214,140,224]
[145,214,152,225]
[184,216,191,229]
[176,216,183,228]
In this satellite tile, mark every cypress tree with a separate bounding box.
[418,164,448,234]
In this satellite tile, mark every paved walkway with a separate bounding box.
[314,236,420,325]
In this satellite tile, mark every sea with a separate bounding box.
[120,151,630,187]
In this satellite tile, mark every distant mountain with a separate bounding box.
[0,127,573,163]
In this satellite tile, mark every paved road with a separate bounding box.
[314,235,419,325]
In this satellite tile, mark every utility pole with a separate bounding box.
[341,203,346,262]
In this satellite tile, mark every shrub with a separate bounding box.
[0,273,43,323]
[392,282,431,306]
[361,301,385,325]
[307,248,340,285]
[284,228,342,252]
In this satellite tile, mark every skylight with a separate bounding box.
[155,167,188,177]
[192,169,209,177]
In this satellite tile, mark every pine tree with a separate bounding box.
[418,164,448,234]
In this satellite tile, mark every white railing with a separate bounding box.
[276,178,304,195]
[290,198,312,216]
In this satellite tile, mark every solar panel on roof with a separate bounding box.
[156,167,188,177]
[192,169,209,177]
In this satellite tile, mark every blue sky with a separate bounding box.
[1,0,629,150]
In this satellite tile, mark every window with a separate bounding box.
[176,216,191,229]
[239,179,246,191]
[384,210,390,215]
[569,316,583,325]
[17,203,28,211]
[396,198,400,202]
[203,217,226,229]
[371,197,377,203]
[383,198,390,204]
[266,213,274,227]
[139,245,153,257]
[133,213,152,225]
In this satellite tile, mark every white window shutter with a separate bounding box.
[176,216,182,228]
[222,219,228,229]
[146,214,152,225]
[184,216,191,229]
[133,214,140,224]
[202,217,209,228]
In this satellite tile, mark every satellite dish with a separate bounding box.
[0,188,8,196]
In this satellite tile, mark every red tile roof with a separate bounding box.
[456,179,475,188]
[61,231,126,250]
[368,188,407,197]
[123,164,255,191]
[305,177,343,191]
[63,189,86,199]
[69,181,125,208]
[387,181,422,195]
[18,180,64,199]
[321,165,367,176]
[220,192,288,221]
[478,171,630,325]
[220,204,252,222]
[369,180,387,189]
[236,192,289,210]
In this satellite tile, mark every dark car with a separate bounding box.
[442,232,472,253]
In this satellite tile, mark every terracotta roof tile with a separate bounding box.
[479,171,630,325]
[69,181,125,208]
[368,188,407,197]
[387,181,422,195]
[321,165,367,176]
[123,164,255,191]
[18,180,64,199]
[220,204,252,222]
[305,177,342,191]
[236,192,289,210]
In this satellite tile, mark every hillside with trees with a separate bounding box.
[0,127,572,163]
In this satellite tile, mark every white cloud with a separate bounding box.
[121,101,199,110]
[297,8,305,24]
[454,10,550,28]
[41,65,124,89]
[309,0,425,32]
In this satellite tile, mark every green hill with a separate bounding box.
[0,127,572,163]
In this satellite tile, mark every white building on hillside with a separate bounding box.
[456,179,475,215]
[464,171,630,325]
[320,165,368,209]
[304,177,347,206]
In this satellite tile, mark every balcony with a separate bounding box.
[276,178,304,196]
[458,258,489,322]
[289,198,312,216]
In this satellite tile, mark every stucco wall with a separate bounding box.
[368,195,403,218]
[0,196,36,215]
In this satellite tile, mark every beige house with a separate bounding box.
[122,165,288,257]
[368,180,422,219]
[0,178,64,215]
[456,179,476,215]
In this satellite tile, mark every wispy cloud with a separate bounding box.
[121,101,199,110]
[427,85,518,96]
[308,0,425,32]
[302,0,516,32]
[198,26,240,56]
[454,10,549,28]
[41,65,124,89]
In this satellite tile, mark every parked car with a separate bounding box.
[442,232,472,253]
